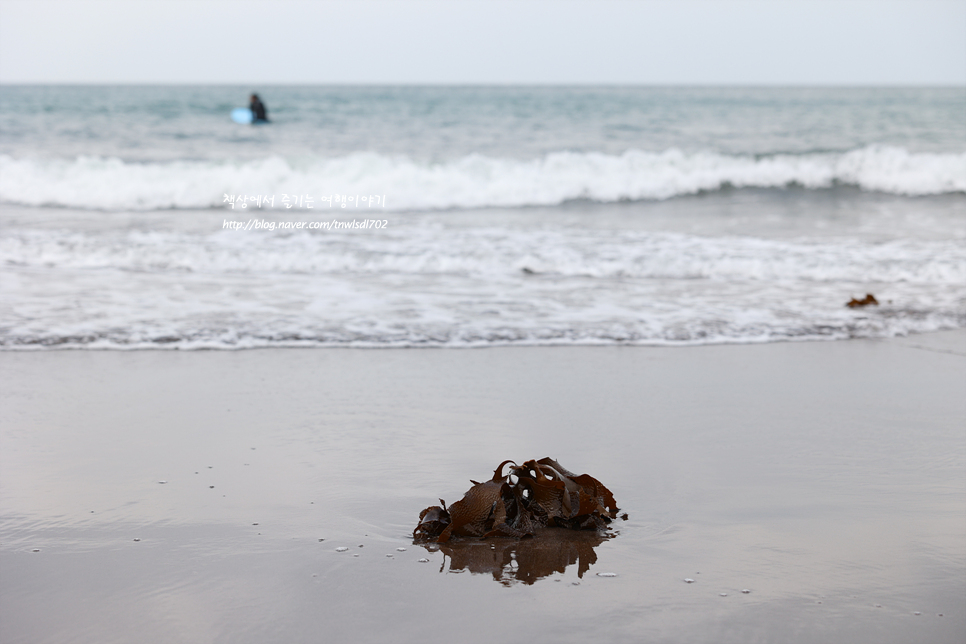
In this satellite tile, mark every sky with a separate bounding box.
[0,0,964,85]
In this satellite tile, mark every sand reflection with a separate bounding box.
[417,530,611,586]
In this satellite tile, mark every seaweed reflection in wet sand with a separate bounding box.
[413,458,624,584]
[420,530,610,586]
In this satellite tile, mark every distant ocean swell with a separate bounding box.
[2,146,964,211]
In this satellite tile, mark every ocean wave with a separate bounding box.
[3,229,965,284]
[2,146,964,211]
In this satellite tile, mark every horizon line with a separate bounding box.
[2,81,965,88]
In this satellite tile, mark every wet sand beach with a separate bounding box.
[1,331,964,643]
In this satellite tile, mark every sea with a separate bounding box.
[1,85,964,349]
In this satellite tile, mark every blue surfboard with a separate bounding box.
[231,107,253,124]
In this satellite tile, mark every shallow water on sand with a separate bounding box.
[1,336,964,643]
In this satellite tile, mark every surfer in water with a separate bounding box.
[250,93,269,123]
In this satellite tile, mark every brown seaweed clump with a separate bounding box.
[847,293,879,308]
[413,458,622,543]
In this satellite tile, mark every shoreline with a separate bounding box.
[3,326,964,352]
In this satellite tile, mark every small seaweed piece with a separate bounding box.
[413,458,621,543]
[413,504,451,541]
[846,293,879,308]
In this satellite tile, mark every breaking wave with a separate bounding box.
[2,146,964,211]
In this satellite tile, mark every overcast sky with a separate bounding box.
[1,0,963,85]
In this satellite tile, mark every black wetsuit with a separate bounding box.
[250,97,268,122]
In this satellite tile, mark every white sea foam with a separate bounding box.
[2,146,964,211]
[2,223,963,349]
[3,227,965,284]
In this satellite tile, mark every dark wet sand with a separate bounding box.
[1,331,964,643]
